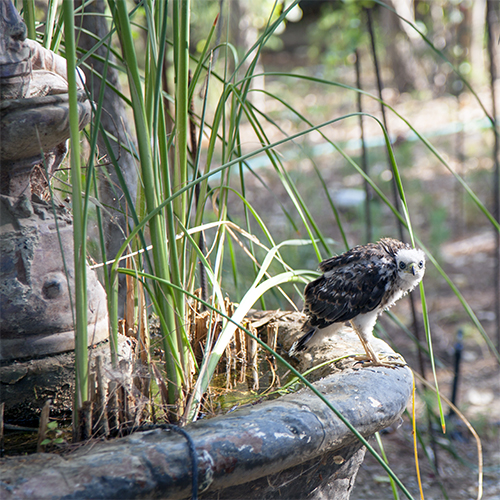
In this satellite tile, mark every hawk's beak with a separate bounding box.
[408,263,417,276]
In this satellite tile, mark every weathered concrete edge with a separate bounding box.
[0,365,412,500]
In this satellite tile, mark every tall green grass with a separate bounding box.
[62,0,88,425]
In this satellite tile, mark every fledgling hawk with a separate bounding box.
[289,238,426,366]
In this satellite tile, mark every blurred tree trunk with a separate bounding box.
[487,0,500,352]
[450,1,473,95]
[230,0,255,59]
[471,0,487,84]
[229,0,265,110]
[75,0,138,315]
[379,0,428,93]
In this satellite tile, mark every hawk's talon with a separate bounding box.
[352,352,407,368]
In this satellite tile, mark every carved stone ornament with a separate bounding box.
[0,0,108,361]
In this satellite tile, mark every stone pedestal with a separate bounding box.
[0,194,108,361]
[0,0,110,425]
[0,335,134,424]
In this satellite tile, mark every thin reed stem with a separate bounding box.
[63,0,88,423]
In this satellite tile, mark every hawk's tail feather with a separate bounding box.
[288,327,316,356]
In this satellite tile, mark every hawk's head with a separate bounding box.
[394,247,426,291]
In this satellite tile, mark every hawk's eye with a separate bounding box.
[399,261,406,270]
[418,260,424,269]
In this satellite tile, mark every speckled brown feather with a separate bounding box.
[290,238,424,358]
[303,238,411,330]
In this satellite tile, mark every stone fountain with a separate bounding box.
[0,5,416,498]
[0,0,116,422]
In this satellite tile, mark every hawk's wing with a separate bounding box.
[304,254,395,329]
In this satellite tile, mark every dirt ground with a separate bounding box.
[351,354,500,500]
[353,423,500,500]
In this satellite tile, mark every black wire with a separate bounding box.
[136,423,198,500]
[163,424,198,500]
[449,329,464,413]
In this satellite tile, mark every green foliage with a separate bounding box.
[309,0,368,68]
[63,0,88,417]
[40,421,66,447]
